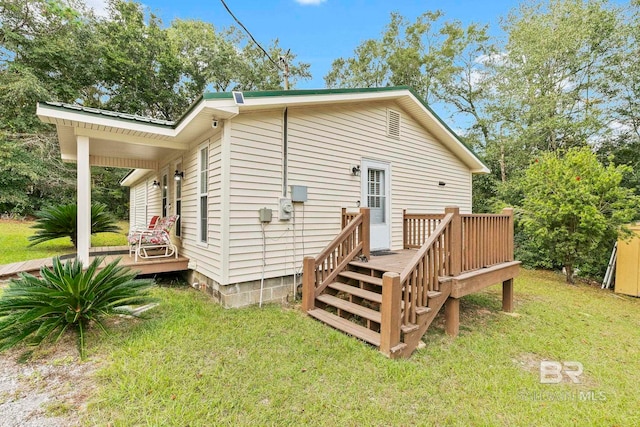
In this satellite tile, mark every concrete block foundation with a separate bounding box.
[186,270,298,308]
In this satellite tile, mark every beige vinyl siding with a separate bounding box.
[288,102,471,254]
[177,136,223,282]
[145,177,161,223]
[225,103,472,284]
[129,177,162,227]
[226,111,291,283]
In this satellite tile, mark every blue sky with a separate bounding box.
[90,0,522,89]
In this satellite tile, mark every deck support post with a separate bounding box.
[444,297,460,337]
[360,208,370,260]
[502,278,514,312]
[302,256,316,312]
[380,272,402,357]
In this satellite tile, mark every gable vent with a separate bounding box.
[387,109,401,138]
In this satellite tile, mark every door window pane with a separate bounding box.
[368,169,385,223]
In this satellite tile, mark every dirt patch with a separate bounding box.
[0,340,98,427]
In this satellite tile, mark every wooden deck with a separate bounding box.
[0,246,189,281]
[303,207,521,358]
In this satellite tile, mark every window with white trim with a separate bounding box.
[198,146,209,243]
[161,172,168,217]
[175,161,182,238]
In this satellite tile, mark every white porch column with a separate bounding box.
[76,135,91,264]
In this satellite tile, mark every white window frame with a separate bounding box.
[161,170,168,218]
[174,160,183,239]
[198,144,209,245]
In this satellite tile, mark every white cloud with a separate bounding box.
[85,0,109,18]
[294,0,327,5]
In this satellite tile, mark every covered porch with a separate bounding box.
[35,101,238,264]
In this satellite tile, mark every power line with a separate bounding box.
[219,0,280,69]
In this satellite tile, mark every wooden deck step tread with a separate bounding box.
[401,323,419,333]
[416,306,432,315]
[427,291,442,299]
[316,294,381,323]
[348,260,389,273]
[339,270,383,286]
[328,282,382,304]
[308,309,381,347]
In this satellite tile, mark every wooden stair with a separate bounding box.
[308,259,450,358]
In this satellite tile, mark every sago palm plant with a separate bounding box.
[29,203,120,248]
[0,257,155,359]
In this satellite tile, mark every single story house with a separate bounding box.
[36,86,489,308]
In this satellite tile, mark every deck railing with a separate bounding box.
[302,208,370,312]
[403,211,446,249]
[402,208,514,273]
[401,213,453,318]
[380,212,454,356]
[341,208,361,229]
[461,211,514,271]
[379,207,514,355]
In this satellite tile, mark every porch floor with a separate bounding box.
[0,246,189,281]
[360,249,419,273]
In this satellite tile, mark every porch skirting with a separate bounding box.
[187,270,296,308]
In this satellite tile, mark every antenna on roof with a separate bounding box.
[279,50,291,90]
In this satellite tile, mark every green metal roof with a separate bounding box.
[41,101,177,128]
[40,86,486,169]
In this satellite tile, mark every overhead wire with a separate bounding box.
[219,0,281,70]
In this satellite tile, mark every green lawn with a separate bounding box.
[0,219,128,264]
[79,269,640,426]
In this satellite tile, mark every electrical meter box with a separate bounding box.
[258,207,272,223]
[290,185,308,203]
[279,198,293,221]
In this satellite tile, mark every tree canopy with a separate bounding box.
[0,0,310,217]
[325,0,640,279]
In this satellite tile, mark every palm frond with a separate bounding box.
[28,203,120,247]
[0,257,155,358]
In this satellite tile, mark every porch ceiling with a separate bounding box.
[37,102,231,168]
[56,126,189,167]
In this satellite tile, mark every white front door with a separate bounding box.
[361,159,391,251]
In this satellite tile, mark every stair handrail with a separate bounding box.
[302,208,370,312]
[398,212,454,326]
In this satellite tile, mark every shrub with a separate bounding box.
[521,148,639,283]
[0,257,155,359]
[29,203,120,248]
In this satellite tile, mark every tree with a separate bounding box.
[0,0,97,215]
[29,203,120,248]
[95,0,186,119]
[324,11,491,107]
[521,148,639,283]
[0,0,312,217]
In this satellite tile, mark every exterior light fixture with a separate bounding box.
[174,170,184,181]
[152,180,161,189]
[351,165,361,176]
